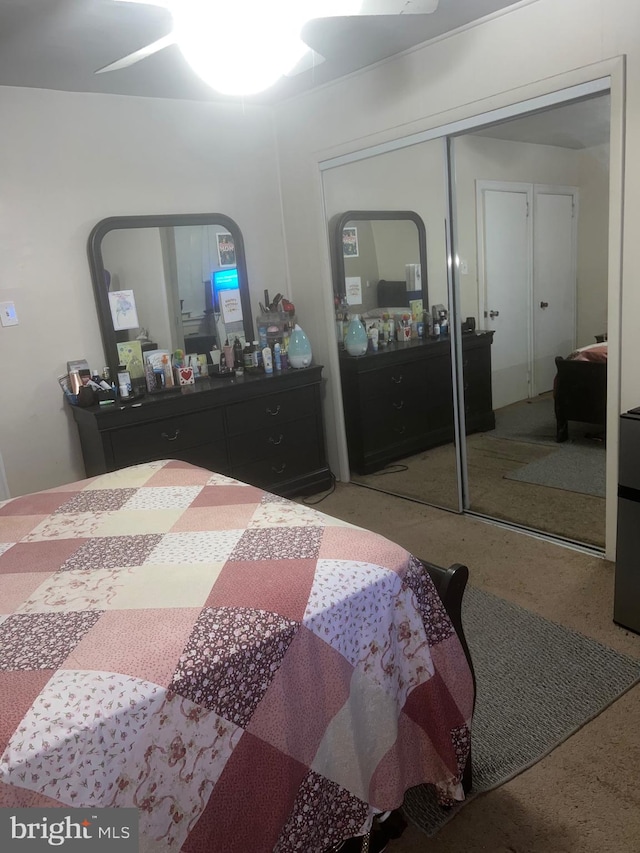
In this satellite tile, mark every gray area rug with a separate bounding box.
[491,393,602,449]
[491,394,606,498]
[504,442,606,498]
[402,586,640,836]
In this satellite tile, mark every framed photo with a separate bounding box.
[108,290,139,331]
[345,276,363,305]
[219,288,243,324]
[116,340,144,377]
[342,227,359,258]
[217,233,236,267]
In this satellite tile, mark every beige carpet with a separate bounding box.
[352,433,606,548]
[304,483,640,853]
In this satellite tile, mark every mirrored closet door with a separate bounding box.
[321,84,611,552]
[449,92,611,549]
[322,140,460,511]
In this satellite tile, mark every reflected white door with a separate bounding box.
[478,183,532,410]
[533,186,577,394]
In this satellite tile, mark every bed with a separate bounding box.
[554,341,608,442]
[0,459,474,852]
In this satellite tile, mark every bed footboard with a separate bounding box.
[554,355,607,442]
[420,560,475,795]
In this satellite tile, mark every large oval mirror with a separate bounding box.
[331,210,428,312]
[88,213,253,385]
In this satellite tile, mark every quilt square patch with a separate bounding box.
[52,489,136,514]
[60,534,163,571]
[0,539,85,574]
[229,527,323,561]
[0,611,102,669]
[171,606,298,727]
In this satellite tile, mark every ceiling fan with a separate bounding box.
[97,0,440,95]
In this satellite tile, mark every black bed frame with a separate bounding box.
[554,355,607,442]
[421,559,475,794]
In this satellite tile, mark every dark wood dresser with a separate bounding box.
[71,366,331,497]
[339,332,495,474]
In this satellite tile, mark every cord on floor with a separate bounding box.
[302,471,337,505]
[371,464,409,475]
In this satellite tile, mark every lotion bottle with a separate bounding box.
[262,345,273,375]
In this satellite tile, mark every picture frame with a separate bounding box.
[342,226,359,258]
[217,232,236,267]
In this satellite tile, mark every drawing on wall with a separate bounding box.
[217,233,236,267]
[108,290,139,331]
[342,227,359,258]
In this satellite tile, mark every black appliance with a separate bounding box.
[614,408,640,633]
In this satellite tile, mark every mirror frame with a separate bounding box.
[332,209,428,309]
[88,212,253,384]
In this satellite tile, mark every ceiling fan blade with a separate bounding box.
[352,0,439,13]
[95,33,176,74]
[284,50,326,77]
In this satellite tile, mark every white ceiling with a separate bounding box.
[471,95,611,150]
[0,0,530,104]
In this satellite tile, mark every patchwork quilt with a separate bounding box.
[0,460,474,852]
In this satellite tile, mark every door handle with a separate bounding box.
[540,301,549,309]
[489,310,500,319]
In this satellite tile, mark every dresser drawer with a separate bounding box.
[232,441,323,490]
[360,409,429,453]
[109,409,224,468]
[226,385,315,435]
[228,415,317,467]
[357,359,425,402]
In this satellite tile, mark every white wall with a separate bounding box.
[0,86,286,496]
[577,143,610,345]
[274,0,637,556]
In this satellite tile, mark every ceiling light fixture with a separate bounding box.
[170,0,362,97]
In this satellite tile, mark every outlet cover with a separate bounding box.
[0,302,18,327]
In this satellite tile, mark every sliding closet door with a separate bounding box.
[322,140,459,510]
[533,186,578,395]
[477,183,532,409]
[449,93,610,549]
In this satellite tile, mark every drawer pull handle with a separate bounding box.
[269,434,284,445]
[394,425,406,435]
[392,400,404,410]
[266,405,281,416]
[161,429,181,442]
[272,462,287,474]
[391,375,403,384]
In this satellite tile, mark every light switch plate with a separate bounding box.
[0,302,18,327]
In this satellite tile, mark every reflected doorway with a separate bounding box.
[451,92,610,548]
